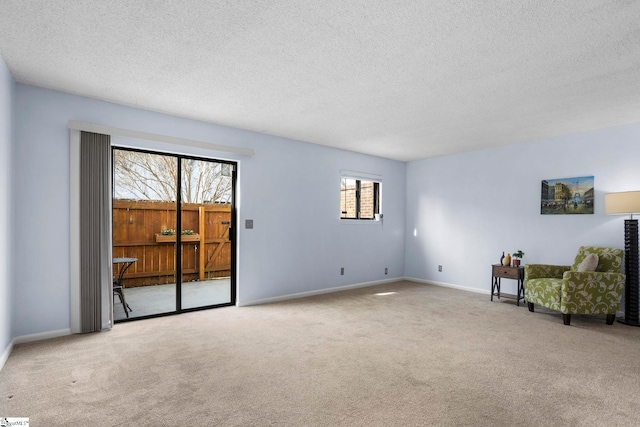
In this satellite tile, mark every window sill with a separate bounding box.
[339,219,383,225]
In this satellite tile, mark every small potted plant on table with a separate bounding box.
[512,250,525,266]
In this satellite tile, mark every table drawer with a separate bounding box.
[493,266,519,279]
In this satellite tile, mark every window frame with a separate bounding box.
[340,173,381,221]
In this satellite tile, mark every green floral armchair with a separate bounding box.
[524,246,625,325]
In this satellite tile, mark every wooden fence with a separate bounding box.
[112,200,231,287]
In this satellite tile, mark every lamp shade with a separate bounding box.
[604,191,640,215]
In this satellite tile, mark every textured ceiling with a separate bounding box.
[2,1,640,161]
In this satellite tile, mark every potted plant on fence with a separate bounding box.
[156,229,200,243]
[512,250,525,266]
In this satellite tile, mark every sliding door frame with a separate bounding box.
[70,121,249,333]
[113,146,237,323]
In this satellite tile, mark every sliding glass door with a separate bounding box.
[180,158,234,309]
[112,148,235,322]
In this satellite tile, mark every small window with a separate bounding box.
[340,177,380,220]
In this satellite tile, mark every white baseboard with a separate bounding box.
[238,277,403,306]
[404,277,490,295]
[0,339,13,372]
[13,328,71,345]
[2,329,72,372]
[407,278,633,319]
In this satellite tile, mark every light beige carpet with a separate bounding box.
[2,281,640,426]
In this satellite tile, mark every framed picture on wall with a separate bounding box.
[541,176,594,215]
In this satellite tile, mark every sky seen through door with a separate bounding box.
[113,150,232,203]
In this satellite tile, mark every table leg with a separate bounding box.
[114,261,135,316]
[518,278,525,306]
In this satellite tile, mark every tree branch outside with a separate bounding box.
[114,150,232,204]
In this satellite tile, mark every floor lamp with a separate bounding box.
[605,191,640,326]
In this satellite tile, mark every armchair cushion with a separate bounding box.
[577,254,598,272]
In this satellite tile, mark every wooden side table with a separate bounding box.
[491,264,525,306]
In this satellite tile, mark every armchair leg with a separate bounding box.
[527,302,534,312]
[606,314,615,325]
[563,314,571,325]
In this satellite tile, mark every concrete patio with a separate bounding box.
[113,278,232,321]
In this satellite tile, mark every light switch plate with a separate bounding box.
[245,219,254,229]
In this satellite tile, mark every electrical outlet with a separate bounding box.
[340,267,344,275]
[438,265,443,272]
[385,267,388,275]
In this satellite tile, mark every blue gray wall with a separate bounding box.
[405,124,640,295]
[11,84,406,338]
[0,56,14,360]
[6,54,640,347]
